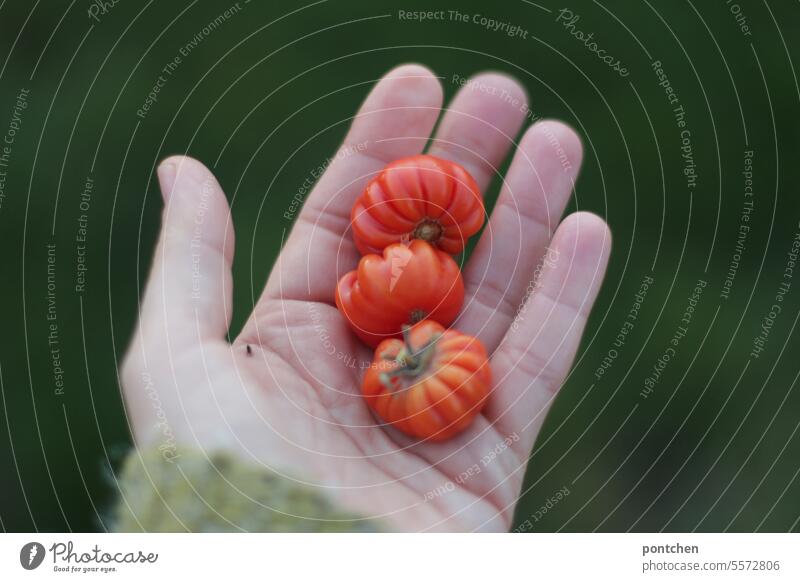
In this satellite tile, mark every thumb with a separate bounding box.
[137,156,235,351]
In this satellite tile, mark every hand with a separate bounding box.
[120,64,611,532]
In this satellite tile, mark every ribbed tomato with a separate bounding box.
[351,154,484,255]
[335,240,464,348]
[362,320,492,441]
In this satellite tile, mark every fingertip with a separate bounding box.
[385,62,438,79]
[157,155,233,257]
[349,64,444,162]
[156,158,177,202]
[427,71,528,188]
[377,63,444,108]
[526,120,584,175]
[562,210,611,240]
[533,211,611,318]
[554,211,612,269]
[159,155,211,181]
[461,71,529,111]
[158,156,203,200]
[157,155,221,206]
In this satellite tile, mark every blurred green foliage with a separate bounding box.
[0,0,799,532]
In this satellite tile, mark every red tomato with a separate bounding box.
[335,240,464,347]
[362,320,492,441]
[351,154,484,255]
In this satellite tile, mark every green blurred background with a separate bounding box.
[1,0,799,532]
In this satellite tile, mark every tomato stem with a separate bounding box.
[413,219,443,243]
[379,325,441,391]
[409,309,427,324]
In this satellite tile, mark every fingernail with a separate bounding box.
[157,160,177,202]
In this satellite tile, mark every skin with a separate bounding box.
[121,64,612,532]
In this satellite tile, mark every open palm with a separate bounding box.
[120,64,611,532]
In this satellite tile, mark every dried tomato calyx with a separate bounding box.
[379,325,442,390]
[412,219,444,244]
[409,309,427,324]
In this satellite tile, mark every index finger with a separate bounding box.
[261,64,444,305]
